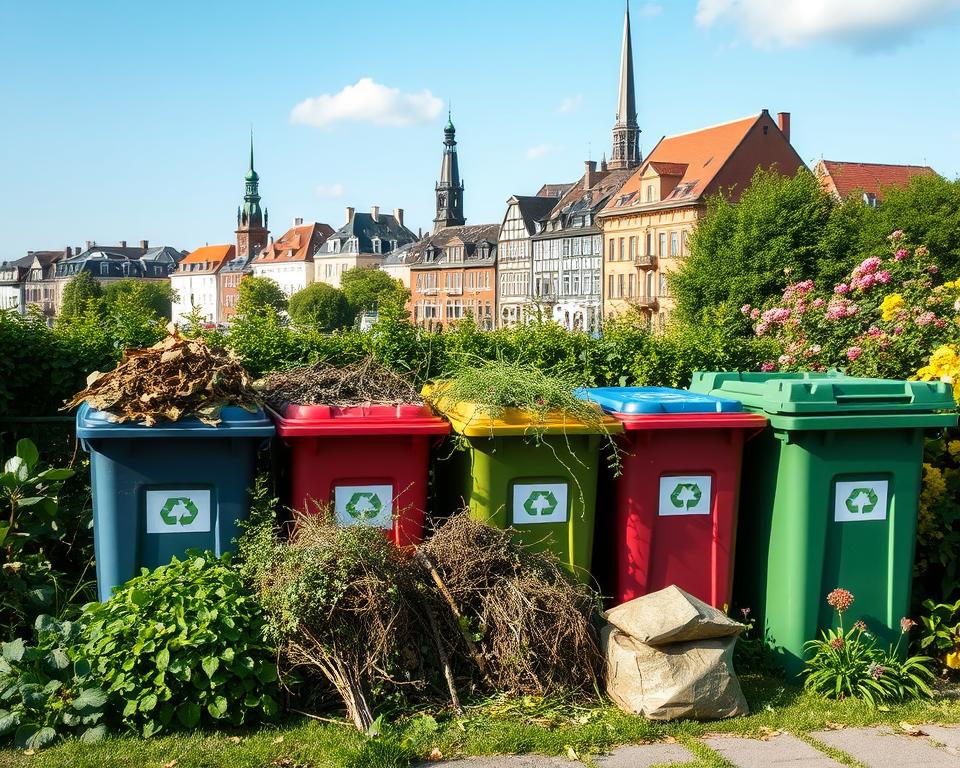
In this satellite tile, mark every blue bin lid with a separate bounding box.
[75,402,275,439]
[574,386,744,415]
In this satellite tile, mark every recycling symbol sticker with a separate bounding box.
[659,476,711,516]
[335,485,393,529]
[146,489,211,534]
[513,483,568,525]
[835,480,888,522]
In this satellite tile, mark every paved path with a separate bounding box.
[421,724,960,767]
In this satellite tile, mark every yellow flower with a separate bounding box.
[881,293,906,321]
[950,441,960,459]
[917,345,960,404]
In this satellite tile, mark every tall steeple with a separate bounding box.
[433,110,466,232]
[235,131,269,258]
[608,1,641,171]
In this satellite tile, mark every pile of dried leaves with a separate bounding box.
[64,329,260,425]
[256,357,419,409]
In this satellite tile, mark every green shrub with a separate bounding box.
[82,554,280,737]
[288,282,352,331]
[917,597,960,673]
[0,614,108,750]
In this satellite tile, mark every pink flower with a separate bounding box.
[846,346,863,361]
[877,270,891,284]
[812,298,825,309]
[778,354,795,365]
[741,304,752,315]
[847,304,859,317]
[755,322,770,336]
[803,344,822,358]
[867,326,884,338]
[936,319,947,329]
[888,229,905,241]
[854,620,868,633]
[795,279,815,293]
[762,307,791,324]
[916,311,937,326]
[870,663,886,679]
[901,617,917,633]
[858,256,881,274]
[895,248,908,261]
[761,362,775,372]
[857,273,877,290]
[827,588,855,613]
[830,637,845,650]
[834,283,851,295]
[750,308,761,320]
[894,325,904,335]
[928,265,939,274]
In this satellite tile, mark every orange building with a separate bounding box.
[598,110,806,325]
[814,160,936,206]
[407,224,499,330]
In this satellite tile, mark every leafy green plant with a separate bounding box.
[0,614,108,749]
[0,439,75,636]
[918,597,960,672]
[803,588,934,705]
[82,554,280,737]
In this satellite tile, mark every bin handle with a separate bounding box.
[833,393,913,404]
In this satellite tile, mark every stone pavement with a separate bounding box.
[422,724,960,766]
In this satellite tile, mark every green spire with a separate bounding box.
[445,108,454,133]
[245,129,259,182]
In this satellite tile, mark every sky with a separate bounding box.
[2,0,959,257]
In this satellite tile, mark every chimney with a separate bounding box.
[583,160,598,190]
[64,246,72,258]
[119,240,127,247]
[293,217,303,226]
[777,112,791,142]
[371,205,380,222]
[85,240,94,250]
[140,239,149,249]
[345,206,355,224]
[394,208,404,227]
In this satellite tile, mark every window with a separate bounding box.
[628,237,636,261]
[646,271,654,298]
[646,232,653,256]
[572,238,582,256]
[607,274,614,298]
[659,233,667,257]
[670,232,679,257]
[593,235,602,254]
[100,263,108,276]
[659,273,668,296]
[618,274,625,298]
[608,239,615,262]
[646,184,654,202]
[562,239,571,256]
[618,238,625,261]
[372,238,381,254]
[682,231,690,255]
[628,273,635,297]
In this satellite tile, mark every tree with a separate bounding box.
[59,271,104,320]
[103,279,177,319]
[669,168,843,325]
[236,276,288,316]
[340,267,408,315]
[288,283,351,331]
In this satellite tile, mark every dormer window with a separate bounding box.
[372,238,382,254]
[389,239,398,252]
[328,240,339,253]
[646,184,655,202]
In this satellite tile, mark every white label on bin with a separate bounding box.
[512,483,569,525]
[659,476,712,516]
[146,490,211,534]
[334,485,393,529]
[834,480,888,522]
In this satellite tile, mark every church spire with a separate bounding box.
[433,110,465,232]
[608,1,641,170]
[236,132,268,258]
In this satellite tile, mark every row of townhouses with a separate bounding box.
[1,5,938,330]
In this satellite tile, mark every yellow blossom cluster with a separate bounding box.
[880,293,906,321]
[916,345,960,404]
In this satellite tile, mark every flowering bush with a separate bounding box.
[743,231,954,379]
[803,588,934,705]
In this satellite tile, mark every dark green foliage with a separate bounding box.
[102,280,176,321]
[0,615,108,750]
[58,274,104,321]
[918,598,960,672]
[340,267,409,315]
[237,276,288,316]
[288,283,351,331]
[81,554,280,738]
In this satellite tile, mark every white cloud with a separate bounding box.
[695,0,960,50]
[316,183,345,198]
[638,3,663,16]
[558,95,583,113]
[526,144,555,160]
[291,78,443,128]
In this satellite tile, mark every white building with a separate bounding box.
[170,244,234,324]
[252,219,333,297]
[0,256,30,313]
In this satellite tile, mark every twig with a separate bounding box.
[287,707,352,726]
[424,600,463,715]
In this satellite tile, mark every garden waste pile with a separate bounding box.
[64,326,259,425]
[257,357,419,409]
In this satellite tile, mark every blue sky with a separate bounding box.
[3,0,959,257]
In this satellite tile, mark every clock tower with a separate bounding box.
[235,133,269,259]
[433,111,466,232]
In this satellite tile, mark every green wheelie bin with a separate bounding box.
[425,385,622,582]
[690,371,957,677]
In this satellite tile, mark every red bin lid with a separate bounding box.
[269,403,451,437]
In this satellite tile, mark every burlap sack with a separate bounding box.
[603,625,749,720]
[605,585,743,646]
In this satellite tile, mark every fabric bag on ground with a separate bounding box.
[602,625,749,720]
[605,584,743,645]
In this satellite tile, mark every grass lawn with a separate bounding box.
[2,675,960,768]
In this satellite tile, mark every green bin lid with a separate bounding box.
[689,371,956,416]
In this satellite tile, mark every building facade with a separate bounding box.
[380,242,419,291]
[496,193,562,327]
[316,206,418,288]
[0,255,32,313]
[814,159,936,206]
[171,244,235,324]
[251,220,333,297]
[408,225,498,329]
[598,110,806,324]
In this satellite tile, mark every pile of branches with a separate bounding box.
[246,511,604,731]
[257,357,419,409]
[64,328,259,425]
[420,515,604,697]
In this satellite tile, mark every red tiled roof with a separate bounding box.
[817,160,936,201]
[176,244,234,274]
[253,222,334,264]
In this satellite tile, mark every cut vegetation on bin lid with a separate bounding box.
[64,326,260,426]
[256,357,420,409]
